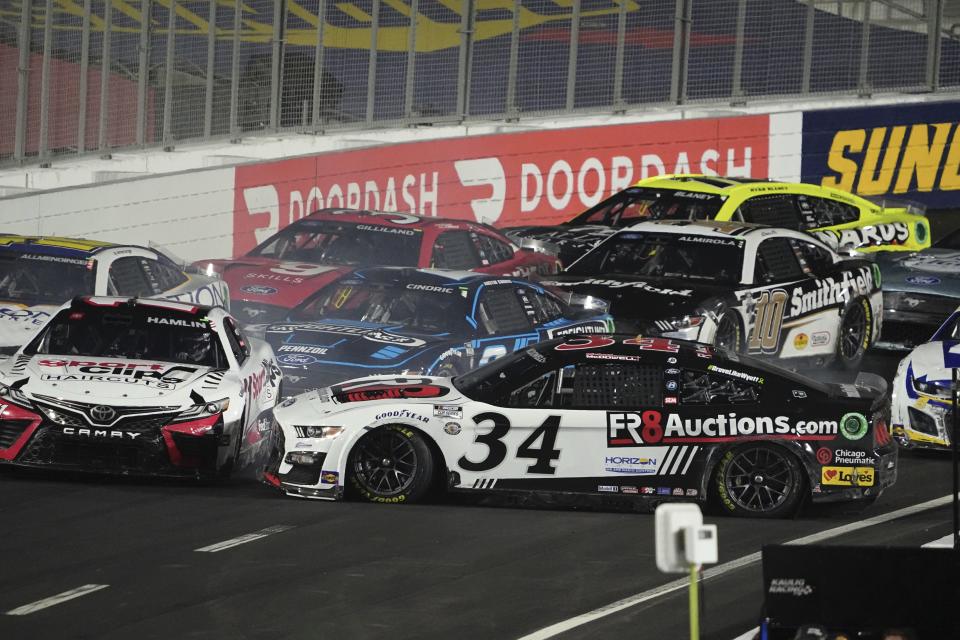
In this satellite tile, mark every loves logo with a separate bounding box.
[821,466,875,487]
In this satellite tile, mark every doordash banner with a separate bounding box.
[232,114,771,256]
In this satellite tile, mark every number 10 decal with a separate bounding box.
[458,413,561,475]
[748,289,788,353]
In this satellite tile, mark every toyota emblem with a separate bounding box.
[90,405,117,423]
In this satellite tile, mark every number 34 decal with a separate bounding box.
[458,412,561,475]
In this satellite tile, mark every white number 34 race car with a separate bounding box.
[265,334,896,518]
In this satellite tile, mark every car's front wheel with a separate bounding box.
[350,425,434,504]
[713,311,742,353]
[836,296,873,369]
[713,443,804,518]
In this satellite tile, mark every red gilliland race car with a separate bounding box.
[196,209,560,324]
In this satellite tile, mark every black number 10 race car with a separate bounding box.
[265,335,896,518]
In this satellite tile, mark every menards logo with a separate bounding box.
[607,411,839,446]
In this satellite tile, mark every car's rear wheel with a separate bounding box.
[714,312,742,353]
[350,425,434,504]
[837,296,872,369]
[713,443,804,518]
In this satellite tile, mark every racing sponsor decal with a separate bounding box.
[706,364,764,384]
[146,316,208,328]
[524,347,547,363]
[603,455,657,474]
[789,268,875,317]
[586,352,640,362]
[320,471,339,484]
[640,486,656,495]
[232,115,769,254]
[434,404,463,419]
[406,283,455,294]
[621,486,639,495]
[541,279,692,297]
[839,412,868,441]
[792,390,807,399]
[813,223,909,249]
[676,235,742,246]
[832,448,876,465]
[443,422,461,435]
[241,285,279,295]
[267,322,426,347]
[606,410,839,446]
[0,307,51,326]
[793,333,808,350]
[768,578,814,597]
[656,487,671,495]
[597,485,619,493]
[374,409,429,424]
[549,321,610,337]
[672,488,684,496]
[277,345,329,355]
[821,466,875,487]
[811,331,830,347]
[904,275,941,285]
[19,253,87,265]
[355,224,417,236]
[38,360,198,389]
[278,353,318,365]
[816,447,832,464]
[242,366,268,401]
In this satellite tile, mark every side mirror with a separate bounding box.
[563,292,610,316]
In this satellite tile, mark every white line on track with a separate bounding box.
[6,584,109,616]
[195,525,294,553]
[922,531,959,548]
[518,493,959,640]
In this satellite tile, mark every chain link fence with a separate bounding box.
[1,0,958,166]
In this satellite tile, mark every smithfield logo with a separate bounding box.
[241,285,279,295]
[89,405,117,424]
[279,353,318,366]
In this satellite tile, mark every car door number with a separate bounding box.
[458,412,561,475]
[749,289,788,353]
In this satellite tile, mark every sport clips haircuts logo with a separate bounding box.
[606,410,839,446]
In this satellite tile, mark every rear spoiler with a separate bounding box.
[854,372,890,410]
[862,196,927,216]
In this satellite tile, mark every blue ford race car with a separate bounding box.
[259,268,613,395]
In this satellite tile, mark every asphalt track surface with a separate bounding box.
[1,350,957,640]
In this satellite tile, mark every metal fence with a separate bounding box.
[2,0,959,166]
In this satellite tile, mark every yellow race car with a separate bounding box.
[505,175,931,267]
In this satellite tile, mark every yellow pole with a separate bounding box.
[689,564,700,640]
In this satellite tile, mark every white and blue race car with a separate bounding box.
[891,307,959,450]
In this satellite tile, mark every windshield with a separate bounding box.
[566,232,743,284]
[250,219,421,267]
[293,280,468,334]
[0,252,96,305]
[26,305,227,368]
[570,187,725,227]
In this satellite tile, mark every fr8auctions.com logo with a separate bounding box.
[606,410,839,446]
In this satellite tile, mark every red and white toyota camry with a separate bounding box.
[196,208,560,324]
[0,296,280,478]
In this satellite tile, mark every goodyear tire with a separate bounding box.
[713,443,804,518]
[350,425,434,504]
[714,311,743,353]
[836,296,872,370]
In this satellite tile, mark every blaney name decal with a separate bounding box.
[606,410,839,446]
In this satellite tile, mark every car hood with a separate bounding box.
[4,354,217,403]
[904,340,960,386]
[276,375,463,421]
[0,302,58,350]
[539,274,725,321]
[219,259,350,310]
[265,319,449,370]
[877,249,960,293]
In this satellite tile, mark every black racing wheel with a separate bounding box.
[350,425,434,504]
[714,311,743,353]
[713,443,804,518]
[836,296,872,370]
